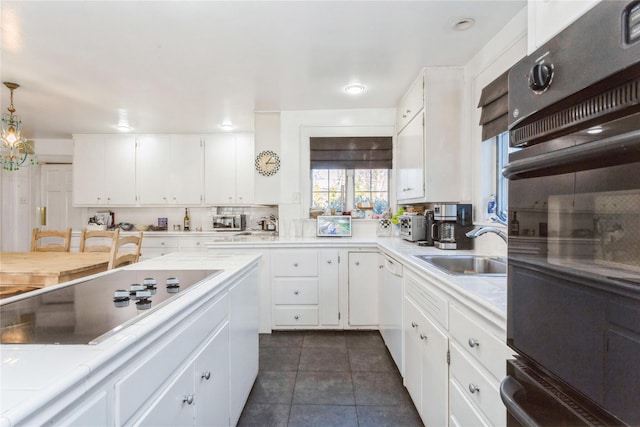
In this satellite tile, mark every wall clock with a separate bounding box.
[255,150,281,176]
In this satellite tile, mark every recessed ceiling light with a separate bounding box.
[586,126,604,134]
[344,84,365,95]
[219,122,233,131]
[453,18,475,31]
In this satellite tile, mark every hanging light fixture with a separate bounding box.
[2,82,37,171]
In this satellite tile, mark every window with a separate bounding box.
[311,168,389,215]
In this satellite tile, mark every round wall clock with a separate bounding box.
[255,150,281,176]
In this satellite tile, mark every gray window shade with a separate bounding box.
[310,137,392,169]
[478,70,509,141]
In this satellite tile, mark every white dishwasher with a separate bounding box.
[379,254,403,374]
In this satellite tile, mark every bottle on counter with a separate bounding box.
[183,208,190,231]
[487,194,496,221]
[510,211,519,236]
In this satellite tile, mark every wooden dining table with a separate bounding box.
[0,252,111,299]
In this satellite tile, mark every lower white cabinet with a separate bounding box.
[140,236,178,260]
[379,254,404,373]
[403,293,449,427]
[135,323,230,427]
[347,252,379,327]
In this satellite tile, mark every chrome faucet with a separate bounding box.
[466,226,508,243]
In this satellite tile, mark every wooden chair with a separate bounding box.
[31,228,72,252]
[108,232,143,270]
[79,228,120,253]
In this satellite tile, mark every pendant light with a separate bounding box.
[2,82,37,171]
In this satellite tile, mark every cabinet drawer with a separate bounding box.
[115,294,228,424]
[178,238,205,250]
[405,271,448,329]
[274,307,318,326]
[449,305,509,381]
[274,278,318,304]
[449,343,505,427]
[272,251,318,276]
[142,238,178,249]
[449,379,490,427]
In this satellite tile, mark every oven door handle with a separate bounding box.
[500,376,540,427]
[503,129,640,180]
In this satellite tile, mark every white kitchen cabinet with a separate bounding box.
[136,134,204,205]
[396,73,424,133]
[203,133,255,205]
[319,251,340,326]
[72,134,137,206]
[396,67,464,203]
[140,235,178,260]
[56,391,110,427]
[347,251,379,327]
[403,272,449,427]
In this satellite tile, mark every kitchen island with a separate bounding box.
[0,251,261,427]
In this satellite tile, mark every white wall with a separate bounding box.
[463,6,528,255]
[278,108,396,238]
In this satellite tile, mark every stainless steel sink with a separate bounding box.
[414,255,507,276]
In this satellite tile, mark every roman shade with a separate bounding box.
[478,70,509,141]
[310,136,392,169]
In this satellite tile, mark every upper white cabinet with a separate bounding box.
[396,67,464,204]
[73,134,137,206]
[136,134,204,205]
[204,133,255,205]
[396,73,424,133]
[528,0,600,53]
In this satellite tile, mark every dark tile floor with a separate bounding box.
[237,330,423,427]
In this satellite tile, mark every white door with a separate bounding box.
[169,135,204,205]
[421,314,449,427]
[348,252,379,326]
[319,251,340,326]
[396,112,425,202]
[104,135,136,205]
[40,164,84,232]
[137,134,171,204]
[73,135,106,205]
[234,133,254,204]
[204,134,236,204]
[194,324,230,427]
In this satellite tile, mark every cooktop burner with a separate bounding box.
[0,269,222,345]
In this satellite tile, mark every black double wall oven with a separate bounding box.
[501,1,640,425]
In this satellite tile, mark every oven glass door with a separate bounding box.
[504,129,640,425]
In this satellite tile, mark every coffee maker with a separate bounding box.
[431,203,474,250]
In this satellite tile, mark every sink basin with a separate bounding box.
[414,255,507,276]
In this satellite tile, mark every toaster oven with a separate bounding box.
[398,214,427,242]
[211,214,246,231]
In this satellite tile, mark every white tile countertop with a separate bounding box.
[0,251,261,427]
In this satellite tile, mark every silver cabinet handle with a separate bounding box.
[469,384,480,394]
[293,262,299,267]
[411,322,418,328]
[294,315,299,320]
[327,260,332,264]
[201,371,211,380]
[420,333,427,341]
[294,290,299,295]
[355,261,360,266]
[379,265,384,269]
[183,394,195,405]
[468,338,480,348]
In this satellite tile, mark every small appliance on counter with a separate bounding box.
[211,214,246,231]
[431,203,473,250]
[398,214,427,242]
[258,215,278,232]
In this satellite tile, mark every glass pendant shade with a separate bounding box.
[1,82,37,171]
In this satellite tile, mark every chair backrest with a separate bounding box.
[79,228,120,253]
[31,228,72,252]
[108,231,143,270]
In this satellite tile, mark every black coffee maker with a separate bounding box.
[431,203,474,250]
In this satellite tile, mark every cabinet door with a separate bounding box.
[195,324,230,427]
[135,363,195,427]
[348,252,379,326]
[204,134,236,204]
[319,251,339,326]
[104,135,137,205]
[397,112,425,202]
[420,311,449,427]
[58,391,109,426]
[170,135,204,205]
[73,135,106,205]
[137,134,171,204]
[234,133,254,205]
[404,298,424,414]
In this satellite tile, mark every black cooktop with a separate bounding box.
[0,269,222,345]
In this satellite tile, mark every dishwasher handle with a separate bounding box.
[384,257,403,277]
[500,376,539,427]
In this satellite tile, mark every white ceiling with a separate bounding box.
[1,1,525,139]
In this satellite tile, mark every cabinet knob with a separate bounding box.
[327,260,332,264]
[294,290,299,295]
[420,333,428,341]
[107,197,111,201]
[468,338,480,348]
[411,322,418,328]
[402,114,407,118]
[293,262,299,267]
[163,197,167,200]
[294,315,299,320]
[468,384,480,394]
[355,261,360,266]
[201,371,211,380]
[379,265,384,269]
[183,394,195,405]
